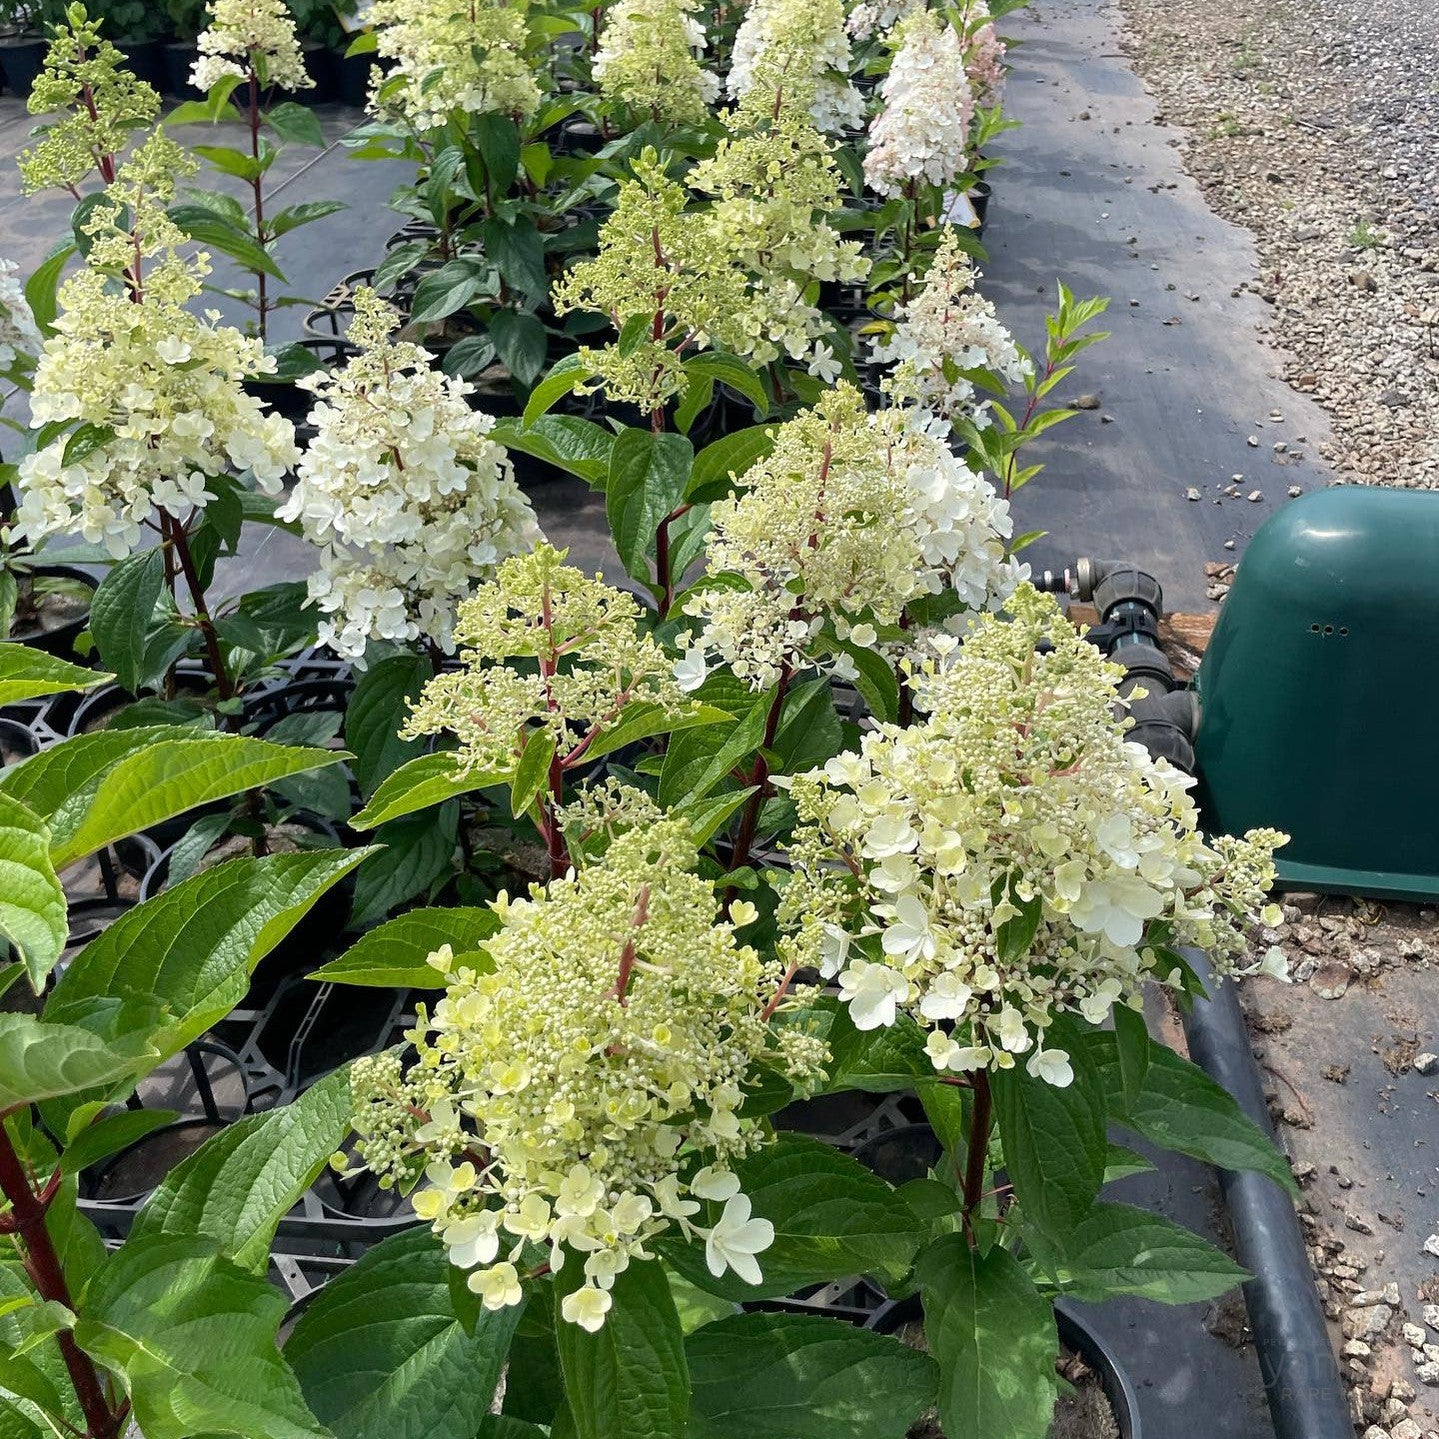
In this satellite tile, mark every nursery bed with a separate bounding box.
[980,0,1336,609]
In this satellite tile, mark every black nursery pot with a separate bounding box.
[119,38,166,92]
[0,32,48,98]
[0,716,37,766]
[850,1122,944,1186]
[10,564,96,659]
[335,50,373,108]
[971,178,992,233]
[162,40,204,100]
[869,1294,1142,1439]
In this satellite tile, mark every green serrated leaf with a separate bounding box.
[0,791,66,989]
[352,752,507,829]
[0,645,105,707]
[1046,1202,1248,1304]
[686,1311,938,1439]
[554,1260,688,1439]
[87,547,164,695]
[74,1234,327,1439]
[345,652,430,796]
[286,1227,521,1439]
[992,1037,1107,1241]
[309,906,499,987]
[510,729,555,818]
[919,1237,1058,1439]
[0,1014,155,1109]
[132,1067,355,1271]
[45,850,370,1090]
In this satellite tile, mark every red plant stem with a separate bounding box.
[607,885,650,1004]
[1002,356,1058,501]
[247,68,268,342]
[961,1069,993,1240]
[164,514,235,700]
[0,1123,121,1439]
[760,960,799,1022]
[654,503,689,615]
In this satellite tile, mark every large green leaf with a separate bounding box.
[0,645,107,706]
[349,804,459,927]
[88,548,165,694]
[1084,1032,1297,1193]
[554,1260,689,1439]
[0,1014,155,1109]
[582,701,731,766]
[920,1237,1058,1439]
[663,1134,924,1300]
[992,1040,1107,1241]
[605,429,694,586]
[74,1234,326,1439]
[286,1227,521,1439]
[491,414,613,484]
[521,352,590,426]
[130,1067,354,1271]
[1044,1202,1248,1304]
[351,752,507,829]
[0,792,66,989]
[686,426,774,504]
[822,1002,933,1093]
[308,906,500,987]
[345,653,430,797]
[45,850,370,1075]
[0,729,350,870]
[686,1311,937,1439]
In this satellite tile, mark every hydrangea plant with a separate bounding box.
[277,288,540,661]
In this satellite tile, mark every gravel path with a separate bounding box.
[1120,0,1439,488]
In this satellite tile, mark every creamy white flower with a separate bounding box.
[704,1194,774,1286]
[776,587,1287,1088]
[864,10,974,198]
[728,0,863,133]
[674,647,708,693]
[443,1212,502,1269]
[468,1261,523,1310]
[562,1285,614,1332]
[918,971,973,1021]
[280,290,540,660]
[1026,1048,1074,1087]
[838,959,911,1030]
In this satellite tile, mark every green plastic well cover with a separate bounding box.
[1195,487,1439,900]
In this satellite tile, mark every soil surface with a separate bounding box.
[1247,897,1439,1438]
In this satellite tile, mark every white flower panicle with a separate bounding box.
[778,586,1288,1085]
[956,0,1007,106]
[594,0,720,127]
[401,543,699,774]
[368,0,541,130]
[874,226,1028,428]
[15,134,297,559]
[689,78,870,372]
[728,0,864,133]
[0,259,41,380]
[681,384,1021,690]
[349,820,826,1328]
[276,288,539,660]
[863,8,974,198]
[191,0,313,93]
[846,0,921,41]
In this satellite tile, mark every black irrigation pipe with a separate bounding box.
[1064,558,1352,1439]
[1181,940,1353,1439]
